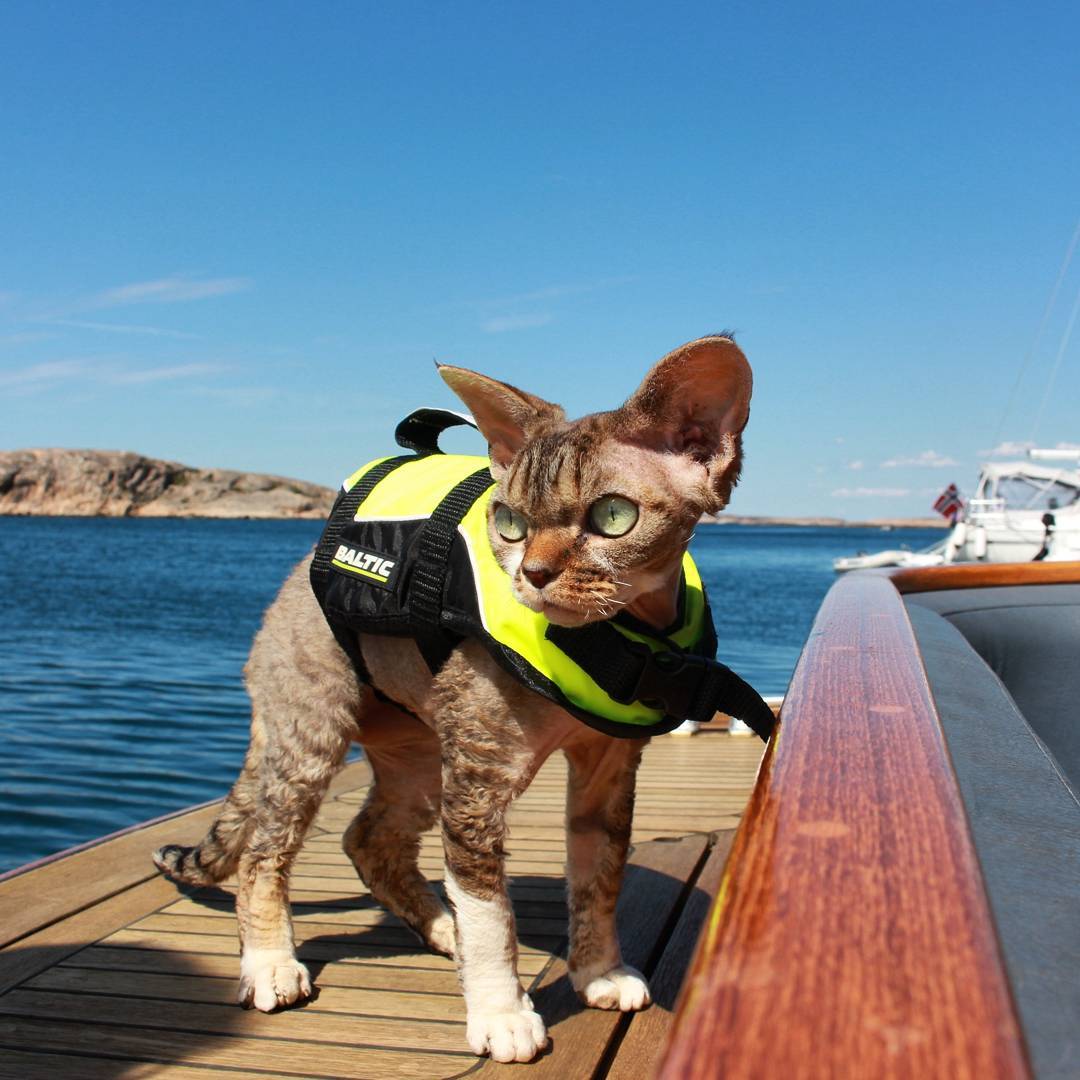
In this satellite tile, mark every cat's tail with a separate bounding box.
[152,748,260,886]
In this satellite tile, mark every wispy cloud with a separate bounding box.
[0,330,56,345]
[831,486,912,498]
[981,439,1080,457]
[0,360,89,388]
[190,385,278,406]
[0,358,223,391]
[475,276,637,309]
[881,449,959,469]
[846,460,864,471]
[50,318,199,339]
[84,275,251,310]
[482,313,554,334]
[433,274,637,333]
[979,440,1034,457]
[108,363,221,384]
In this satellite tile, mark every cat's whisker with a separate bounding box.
[613,579,631,588]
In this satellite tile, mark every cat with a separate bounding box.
[153,334,752,1064]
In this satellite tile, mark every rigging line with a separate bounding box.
[1031,276,1080,443]
[991,216,1080,451]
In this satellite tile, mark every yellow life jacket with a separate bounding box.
[310,410,774,741]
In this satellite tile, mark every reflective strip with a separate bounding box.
[331,560,392,583]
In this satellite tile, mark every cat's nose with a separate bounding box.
[522,563,558,589]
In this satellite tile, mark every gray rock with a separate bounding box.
[0,449,335,519]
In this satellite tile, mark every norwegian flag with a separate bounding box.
[933,483,964,522]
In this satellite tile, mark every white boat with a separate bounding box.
[949,449,1080,562]
[834,448,1080,572]
[833,547,946,573]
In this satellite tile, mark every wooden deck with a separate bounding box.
[0,731,763,1079]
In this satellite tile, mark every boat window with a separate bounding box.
[996,475,1080,509]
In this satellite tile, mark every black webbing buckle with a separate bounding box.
[615,642,707,721]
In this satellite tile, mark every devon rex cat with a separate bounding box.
[153,334,753,1063]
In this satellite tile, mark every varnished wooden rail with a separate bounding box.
[657,569,1032,1079]
[889,559,1080,594]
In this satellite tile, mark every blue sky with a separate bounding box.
[2,2,1078,518]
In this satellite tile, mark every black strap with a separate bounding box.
[409,467,496,672]
[309,455,414,601]
[546,622,775,741]
[395,408,478,454]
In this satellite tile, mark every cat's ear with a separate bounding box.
[438,365,565,474]
[621,336,753,511]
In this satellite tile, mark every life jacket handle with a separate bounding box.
[394,408,478,455]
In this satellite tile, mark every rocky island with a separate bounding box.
[0,448,945,528]
[0,449,335,519]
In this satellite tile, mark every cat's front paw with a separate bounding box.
[466,995,548,1063]
[238,948,312,1012]
[152,843,215,886]
[576,964,651,1011]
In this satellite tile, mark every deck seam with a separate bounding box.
[0,1043,345,1080]
[0,1045,354,1080]
[54,962,466,996]
[11,983,471,1025]
[92,942,470,971]
[0,1012,479,1055]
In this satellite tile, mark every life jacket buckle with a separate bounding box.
[617,642,705,721]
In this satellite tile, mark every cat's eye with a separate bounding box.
[494,504,528,542]
[588,496,639,538]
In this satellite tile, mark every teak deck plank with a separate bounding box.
[66,945,469,995]
[0,803,223,952]
[0,1015,473,1079]
[0,731,762,1078]
[0,761,373,953]
[0,1048,320,1080]
[29,965,468,1020]
[0,987,474,1051]
[159,896,570,937]
[0,876,181,995]
[99,928,553,976]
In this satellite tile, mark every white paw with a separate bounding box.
[466,995,548,1063]
[426,911,457,958]
[238,948,312,1012]
[579,965,651,1011]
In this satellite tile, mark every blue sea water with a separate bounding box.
[0,517,942,874]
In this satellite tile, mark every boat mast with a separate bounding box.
[990,216,1080,454]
